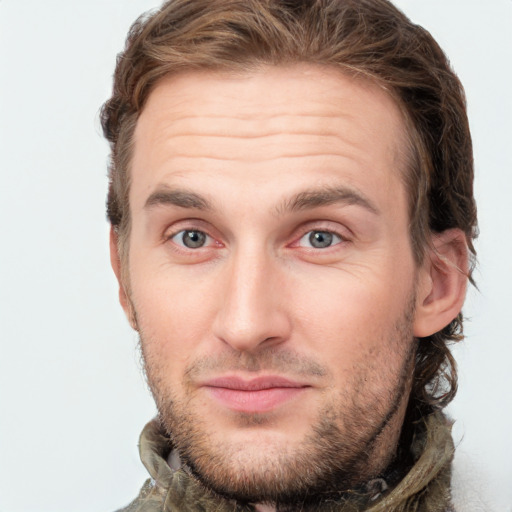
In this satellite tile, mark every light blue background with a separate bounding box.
[1,1,511,510]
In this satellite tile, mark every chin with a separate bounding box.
[155,388,405,506]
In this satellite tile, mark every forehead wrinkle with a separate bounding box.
[142,90,364,142]
[147,113,360,144]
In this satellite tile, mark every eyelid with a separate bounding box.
[163,220,225,253]
[170,229,213,248]
[164,218,212,240]
[289,221,352,247]
[297,230,344,248]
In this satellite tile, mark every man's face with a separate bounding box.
[121,65,427,504]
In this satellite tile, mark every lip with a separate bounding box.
[200,375,310,414]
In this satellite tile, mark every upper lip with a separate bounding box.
[200,375,310,391]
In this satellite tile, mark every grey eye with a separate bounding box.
[173,230,208,248]
[299,230,342,249]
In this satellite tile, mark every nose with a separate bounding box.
[212,247,291,353]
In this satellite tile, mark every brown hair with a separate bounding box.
[101,0,477,414]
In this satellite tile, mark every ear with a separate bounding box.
[109,227,138,330]
[413,229,469,338]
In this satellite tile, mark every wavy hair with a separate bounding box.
[101,0,477,414]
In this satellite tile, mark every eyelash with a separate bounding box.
[164,225,349,253]
[168,229,216,249]
[294,230,345,249]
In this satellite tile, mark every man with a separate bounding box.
[102,0,477,510]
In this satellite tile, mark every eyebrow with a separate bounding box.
[143,184,379,216]
[276,186,379,216]
[144,186,212,211]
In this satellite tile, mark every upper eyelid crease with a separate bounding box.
[166,227,210,240]
[296,230,346,246]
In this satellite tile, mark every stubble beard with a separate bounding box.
[138,300,417,509]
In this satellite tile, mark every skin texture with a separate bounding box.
[110,65,467,508]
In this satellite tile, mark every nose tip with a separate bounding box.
[212,258,291,353]
[216,324,286,354]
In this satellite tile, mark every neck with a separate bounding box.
[134,409,454,512]
[251,402,425,512]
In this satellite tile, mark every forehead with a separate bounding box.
[131,64,408,210]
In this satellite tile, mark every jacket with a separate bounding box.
[116,411,455,512]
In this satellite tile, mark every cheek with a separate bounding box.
[291,266,415,363]
[129,264,220,367]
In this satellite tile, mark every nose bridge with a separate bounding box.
[213,241,289,352]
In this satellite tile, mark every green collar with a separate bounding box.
[119,412,454,512]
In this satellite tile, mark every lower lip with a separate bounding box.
[205,386,307,413]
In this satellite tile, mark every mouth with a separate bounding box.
[200,375,311,414]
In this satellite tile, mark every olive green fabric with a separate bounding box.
[116,412,455,512]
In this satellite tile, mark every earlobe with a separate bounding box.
[109,227,138,331]
[413,229,469,338]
